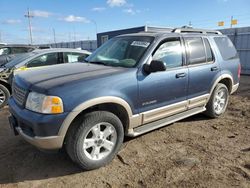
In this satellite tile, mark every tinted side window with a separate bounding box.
[153,40,183,68]
[214,37,238,60]
[185,37,206,65]
[11,47,30,54]
[27,53,58,68]
[204,38,213,62]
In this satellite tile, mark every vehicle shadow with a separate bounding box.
[123,113,210,143]
[0,134,84,184]
[179,113,210,122]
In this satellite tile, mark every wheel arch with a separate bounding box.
[58,96,133,142]
[209,74,234,96]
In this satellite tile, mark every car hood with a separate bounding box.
[15,63,126,92]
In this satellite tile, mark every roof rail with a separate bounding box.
[172,28,222,35]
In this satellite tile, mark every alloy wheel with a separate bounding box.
[214,89,227,114]
[0,89,6,105]
[83,122,117,161]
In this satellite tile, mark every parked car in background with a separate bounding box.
[7,28,240,170]
[0,48,91,108]
[0,44,38,67]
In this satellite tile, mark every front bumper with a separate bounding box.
[13,121,63,150]
[8,97,68,149]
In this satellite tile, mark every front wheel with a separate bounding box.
[0,84,10,109]
[66,111,124,170]
[205,83,229,118]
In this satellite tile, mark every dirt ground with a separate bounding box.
[0,76,249,188]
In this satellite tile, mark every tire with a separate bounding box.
[205,83,229,118]
[0,84,10,109]
[65,111,124,170]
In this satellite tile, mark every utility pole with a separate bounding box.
[68,32,71,42]
[230,16,233,28]
[92,20,98,36]
[53,28,56,44]
[73,28,76,42]
[188,21,192,27]
[24,8,34,44]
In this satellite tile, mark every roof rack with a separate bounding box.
[172,28,222,35]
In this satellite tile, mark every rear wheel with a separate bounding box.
[0,84,10,109]
[66,111,124,170]
[205,83,229,118]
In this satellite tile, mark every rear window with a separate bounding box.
[214,37,238,60]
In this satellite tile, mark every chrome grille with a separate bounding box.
[13,82,27,106]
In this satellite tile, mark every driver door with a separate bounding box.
[138,38,188,124]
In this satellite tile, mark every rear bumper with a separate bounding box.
[231,83,239,94]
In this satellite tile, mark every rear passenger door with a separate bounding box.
[184,37,221,100]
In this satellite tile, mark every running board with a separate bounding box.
[127,107,206,137]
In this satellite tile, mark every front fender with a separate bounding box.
[57,96,136,139]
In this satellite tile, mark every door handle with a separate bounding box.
[176,73,186,78]
[211,66,219,71]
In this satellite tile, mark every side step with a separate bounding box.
[127,107,206,137]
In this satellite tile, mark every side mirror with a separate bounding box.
[143,60,166,74]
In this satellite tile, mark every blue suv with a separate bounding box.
[8,28,240,170]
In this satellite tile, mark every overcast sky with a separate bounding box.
[0,0,249,44]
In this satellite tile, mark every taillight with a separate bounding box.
[238,64,241,79]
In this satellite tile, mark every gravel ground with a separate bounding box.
[0,76,249,188]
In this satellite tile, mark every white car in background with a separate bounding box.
[0,48,91,108]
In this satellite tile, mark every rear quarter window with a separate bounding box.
[214,37,238,60]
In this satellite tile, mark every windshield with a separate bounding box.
[86,36,154,68]
[4,52,36,68]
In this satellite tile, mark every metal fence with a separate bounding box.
[40,40,97,52]
[220,27,250,75]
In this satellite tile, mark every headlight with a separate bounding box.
[25,92,64,114]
